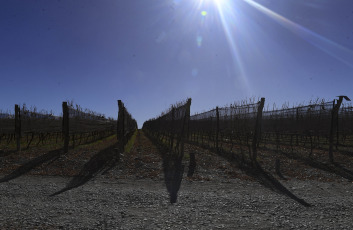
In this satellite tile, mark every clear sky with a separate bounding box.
[1,0,353,127]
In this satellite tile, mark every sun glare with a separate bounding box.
[242,0,353,68]
[197,0,227,8]
[193,0,251,92]
[194,0,353,92]
[212,0,226,6]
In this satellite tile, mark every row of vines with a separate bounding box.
[0,101,137,153]
[142,99,192,203]
[142,96,352,205]
[188,96,353,164]
[117,100,138,151]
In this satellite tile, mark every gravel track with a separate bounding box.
[1,131,353,229]
[1,175,353,229]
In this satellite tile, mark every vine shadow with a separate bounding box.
[163,153,185,203]
[274,149,353,181]
[0,148,63,183]
[188,141,311,207]
[144,131,186,204]
[50,143,120,196]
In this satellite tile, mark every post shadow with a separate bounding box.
[0,148,63,183]
[276,148,353,181]
[143,131,186,204]
[187,151,196,177]
[163,153,185,203]
[250,161,311,207]
[332,162,353,178]
[0,149,18,157]
[192,144,312,207]
[50,143,119,196]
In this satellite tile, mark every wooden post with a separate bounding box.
[117,100,125,152]
[62,102,69,153]
[179,98,192,158]
[209,117,213,143]
[216,106,219,151]
[15,104,21,151]
[122,103,125,147]
[329,97,344,163]
[116,107,119,140]
[252,98,265,163]
[336,110,339,150]
[170,107,175,150]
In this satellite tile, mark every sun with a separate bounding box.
[198,0,227,6]
[212,0,226,4]
[198,0,226,7]
[196,0,230,17]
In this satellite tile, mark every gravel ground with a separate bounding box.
[1,131,353,229]
[1,174,353,229]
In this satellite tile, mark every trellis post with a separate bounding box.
[170,107,175,150]
[15,104,21,152]
[117,100,125,152]
[216,106,219,151]
[252,98,265,163]
[179,98,192,158]
[329,96,350,162]
[62,102,69,153]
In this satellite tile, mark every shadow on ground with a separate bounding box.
[0,149,18,157]
[245,162,311,207]
[188,141,312,207]
[50,143,120,196]
[163,153,185,203]
[0,148,63,183]
[143,131,187,204]
[275,149,353,181]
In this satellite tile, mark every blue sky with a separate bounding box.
[1,0,353,127]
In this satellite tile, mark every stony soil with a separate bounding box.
[1,131,353,229]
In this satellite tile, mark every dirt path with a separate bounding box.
[102,130,163,180]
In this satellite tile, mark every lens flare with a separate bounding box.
[192,68,199,76]
[243,0,353,68]
[196,35,203,47]
[213,0,251,92]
